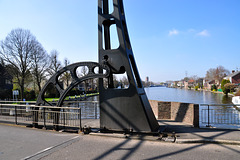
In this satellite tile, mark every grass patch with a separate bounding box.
[44,93,99,102]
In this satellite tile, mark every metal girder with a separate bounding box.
[36,62,110,107]
[98,0,159,132]
[35,0,159,133]
[35,62,110,129]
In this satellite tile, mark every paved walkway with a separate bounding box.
[1,118,239,145]
[1,120,240,160]
[1,122,239,160]
[82,119,240,145]
[0,124,79,160]
[158,120,240,144]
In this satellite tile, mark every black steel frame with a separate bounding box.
[98,0,159,132]
[36,0,159,133]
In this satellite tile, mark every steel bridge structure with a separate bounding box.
[35,0,159,133]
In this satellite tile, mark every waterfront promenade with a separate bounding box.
[0,120,239,160]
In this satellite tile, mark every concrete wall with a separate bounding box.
[149,100,199,127]
[148,100,160,119]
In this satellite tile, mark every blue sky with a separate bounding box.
[0,0,239,82]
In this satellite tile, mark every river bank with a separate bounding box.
[167,86,236,97]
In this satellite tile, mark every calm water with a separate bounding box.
[79,87,238,129]
[145,87,232,104]
[145,87,240,129]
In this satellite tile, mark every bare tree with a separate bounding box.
[47,50,62,77]
[121,76,129,88]
[0,58,4,66]
[31,41,49,92]
[0,28,37,100]
[215,66,230,83]
[64,58,70,67]
[60,58,71,88]
[205,65,230,83]
[190,75,199,81]
[113,75,119,88]
[79,66,89,91]
[206,68,215,80]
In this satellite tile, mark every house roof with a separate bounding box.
[204,80,219,84]
[224,71,240,79]
[188,79,195,83]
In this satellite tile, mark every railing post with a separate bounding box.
[79,108,82,132]
[53,108,60,131]
[32,106,34,125]
[63,108,65,129]
[206,105,211,127]
[94,102,97,119]
[43,107,46,129]
[15,106,18,125]
[0,104,2,115]
[20,105,22,118]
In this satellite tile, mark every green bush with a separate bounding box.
[224,83,236,94]
[67,88,83,96]
[221,79,230,95]
[24,90,36,101]
[211,84,217,91]
[195,85,199,91]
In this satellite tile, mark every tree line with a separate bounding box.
[181,66,239,95]
[0,28,131,100]
[3,28,235,100]
[0,28,72,100]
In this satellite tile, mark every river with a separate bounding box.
[83,87,238,129]
[145,87,232,104]
[145,87,240,129]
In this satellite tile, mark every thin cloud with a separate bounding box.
[168,29,179,36]
[197,29,210,37]
[188,28,196,33]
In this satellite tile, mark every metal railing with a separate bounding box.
[0,100,36,105]
[0,101,99,131]
[200,104,240,128]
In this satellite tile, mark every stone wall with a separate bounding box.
[149,100,199,127]
[148,100,159,119]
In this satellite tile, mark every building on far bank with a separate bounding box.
[145,76,149,83]
[203,79,220,90]
[224,70,240,85]
[0,64,13,99]
[145,76,150,87]
[0,64,13,90]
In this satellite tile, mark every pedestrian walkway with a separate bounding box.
[0,120,239,160]
[82,119,240,145]
[0,124,79,160]
[1,118,239,145]
[158,120,240,144]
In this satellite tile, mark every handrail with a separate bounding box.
[0,101,99,131]
[0,100,98,104]
[200,103,240,128]
[200,104,240,106]
[0,104,83,110]
[0,101,36,103]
